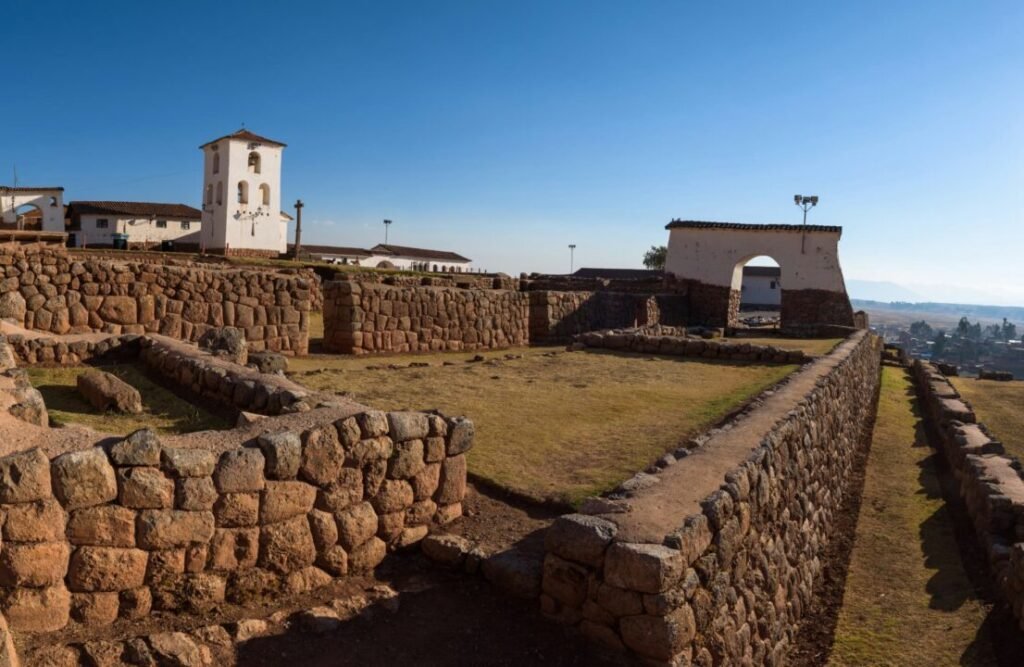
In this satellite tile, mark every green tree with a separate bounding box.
[909,320,933,339]
[1002,318,1017,341]
[933,331,947,356]
[643,245,667,270]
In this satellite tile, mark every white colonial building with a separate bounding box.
[0,186,65,232]
[293,242,473,272]
[65,201,202,249]
[200,129,290,257]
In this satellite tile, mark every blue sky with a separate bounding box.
[4,1,1022,303]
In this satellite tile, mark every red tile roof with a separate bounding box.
[665,219,842,233]
[67,201,202,220]
[370,244,471,262]
[199,129,286,149]
[289,244,373,257]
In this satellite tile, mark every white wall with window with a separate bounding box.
[74,215,201,247]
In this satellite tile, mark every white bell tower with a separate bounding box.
[199,129,287,256]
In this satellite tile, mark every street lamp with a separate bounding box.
[568,244,576,274]
[383,219,392,244]
[793,195,819,254]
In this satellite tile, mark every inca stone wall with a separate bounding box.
[0,244,312,355]
[539,331,881,664]
[528,292,661,344]
[912,361,1024,631]
[0,410,472,633]
[574,329,811,364]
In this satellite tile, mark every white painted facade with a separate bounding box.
[360,254,472,272]
[0,187,65,231]
[74,215,200,248]
[200,131,287,255]
[740,272,781,306]
[665,223,849,293]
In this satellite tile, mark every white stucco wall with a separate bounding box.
[740,274,781,306]
[74,215,200,247]
[665,226,848,293]
[361,254,473,271]
[0,188,65,232]
[201,137,285,254]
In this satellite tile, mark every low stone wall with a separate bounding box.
[0,409,472,633]
[574,329,812,364]
[529,292,662,344]
[912,361,1024,630]
[0,244,312,355]
[538,331,881,663]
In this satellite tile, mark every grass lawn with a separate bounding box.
[829,367,996,666]
[949,377,1024,462]
[27,364,228,435]
[289,347,795,505]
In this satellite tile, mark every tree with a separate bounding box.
[1002,318,1017,341]
[643,245,667,271]
[909,320,933,339]
[933,331,947,356]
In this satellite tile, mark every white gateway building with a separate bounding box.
[200,129,290,257]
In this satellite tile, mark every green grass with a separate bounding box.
[829,367,996,666]
[289,347,794,505]
[949,377,1024,462]
[725,336,841,356]
[27,364,228,435]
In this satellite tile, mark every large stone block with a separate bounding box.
[2,497,66,542]
[435,454,467,504]
[175,477,218,511]
[76,369,143,414]
[214,492,260,527]
[3,584,71,632]
[68,547,148,592]
[109,429,161,466]
[71,591,120,626]
[300,426,345,486]
[545,514,617,567]
[372,479,414,514]
[136,510,215,549]
[387,412,430,441]
[117,466,174,509]
[604,542,683,594]
[0,541,71,587]
[98,296,137,324]
[208,528,259,571]
[0,448,51,503]
[541,553,589,608]
[67,505,137,547]
[214,448,266,493]
[447,417,475,456]
[162,448,217,478]
[257,431,302,480]
[347,536,387,572]
[619,605,696,661]
[258,515,316,574]
[336,501,378,550]
[52,448,118,509]
[260,480,316,524]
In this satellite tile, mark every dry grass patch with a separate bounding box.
[27,364,228,435]
[290,347,793,505]
[729,336,841,356]
[949,377,1024,462]
[829,367,996,666]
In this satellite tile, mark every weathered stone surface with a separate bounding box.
[214,492,260,528]
[356,410,389,438]
[0,291,26,321]
[435,454,467,504]
[285,566,333,595]
[3,584,71,632]
[118,466,174,509]
[424,437,446,463]
[604,542,683,594]
[175,477,218,511]
[541,554,589,607]
[136,510,215,549]
[198,327,248,365]
[545,514,617,567]
[77,369,143,414]
[233,618,270,641]
[214,448,266,493]
[162,448,217,478]
[447,417,475,455]
[372,479,414,514]
[296,605,342,633]
[410,462,441,500]
[421,533,470,566]
[482,549,543,599]
[347,536,387,572]
[99,296,138,324]
[387,440,426,479]
[347,437,393,465]
[405,498,437,526]
[387,412,430,441]
[317,545,349,576]
[597,583,644,617]
[336,501,378,550]
[70,591,119,626]
[258,515,316,574]
[2,497,66,542]
[119,586,152,619]
[257,431,302,480]
[619,604,696,661]
[148,632,204,667]
[0,541,70,587]
[146,549,186,580]
[109,428,161,466]
[335,417,361,446]
[226,569,280,604]
[315,468,363,513]
[248,350,288,374]
[51,448,118,509]
[435,502,463,525]
[208,528,259,571]
[260,480,316,524]
[67,505,136,547]
[396,525,429,549]
[0,448,51,504]
[300,426,345,485]
[68,546,148,592]
[377,511,406,544]
[308,509,339,550]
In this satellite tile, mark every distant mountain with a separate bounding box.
[846,280,924,303]
[851,299,1024,325]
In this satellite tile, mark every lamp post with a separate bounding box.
[383,219,392,244]
[793,195,819,254]
[568,244,576,274]
[294,199,304,258]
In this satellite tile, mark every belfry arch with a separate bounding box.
[663,220,855,328]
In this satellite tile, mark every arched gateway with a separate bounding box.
[664,220,855,328]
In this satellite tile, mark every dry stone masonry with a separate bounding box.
[574,328,812,364]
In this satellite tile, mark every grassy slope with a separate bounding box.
[28,364,228,435]
[829,367,996,666]
[290,347,793,505]
[950,377,1024,462]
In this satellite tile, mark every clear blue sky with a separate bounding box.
[5,1,1022,303]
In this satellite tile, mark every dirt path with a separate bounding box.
[819,366,1018,666]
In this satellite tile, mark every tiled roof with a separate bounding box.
[743,265,781,277]
[289,244,373,257]
[665,219,842,233]
[200,129,286,149]
[572,267,662,279]
[67,201,202,219]
[370,244,471,262]
[0,186,64,192]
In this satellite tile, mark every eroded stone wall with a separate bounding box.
[0,245,312,354]
[574,329,811,364]
[539,331,881,664]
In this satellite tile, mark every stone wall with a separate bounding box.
[539,331,881,663]
[574,329,812,364]
[0,244,312,355]
[528,292,661,344]
[912,361,1024,631]
[0,409,472,633]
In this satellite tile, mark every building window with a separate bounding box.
[259,183,270,206]
[156,220,167,229]
[48,196,57,207]
[205,184,213,205]
[216,182,223,205]
[182,221,191,230]
[237,181,249,205]
[248,151,261,174]
[770,281,777,289]
[96,219,109,229]
[213,151,220,174]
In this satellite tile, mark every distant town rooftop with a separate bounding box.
[67,201,202,219]
[665,219,843,234]
[370,244,471,262]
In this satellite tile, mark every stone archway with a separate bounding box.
[664,220,855,328]
[0,187,64,231]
